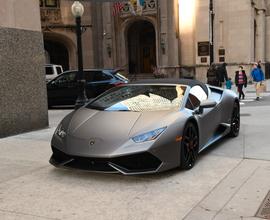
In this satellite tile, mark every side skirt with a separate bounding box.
[199,123,231,153]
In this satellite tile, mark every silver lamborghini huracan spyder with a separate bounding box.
[50,79,240,175]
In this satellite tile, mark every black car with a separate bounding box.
[47,69,128,107]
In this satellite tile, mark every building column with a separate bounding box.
[266,15,270,62]
[91,2,104,68]
[158,0,168,67]
[256,9,266,62]
[102,3,113,68]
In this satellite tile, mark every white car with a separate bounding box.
[45,64,63,82]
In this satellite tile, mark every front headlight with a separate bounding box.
[132,127,167,143]
[55,124,66,139]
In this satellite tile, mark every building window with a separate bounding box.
[45,0,58,7]
[40,0,59,8]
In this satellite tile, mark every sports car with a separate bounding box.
[50,79,240,175]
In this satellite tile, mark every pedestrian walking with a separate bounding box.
[235,66,247,99]
[217,62,228,87]
[207,63,219,86]
[257,60,262,69]
[226,77,233,89]
[251,63,265,100]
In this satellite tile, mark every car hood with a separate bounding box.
[64,108,180,156]
[67,108,141,139]
[68,108,176,137]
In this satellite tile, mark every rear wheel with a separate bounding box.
[180,122,199,170]
[229,102,240,137]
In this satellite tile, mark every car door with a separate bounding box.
[187,86,221,149]
[47,71,77,105]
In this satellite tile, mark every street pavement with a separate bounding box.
[0,81,270,220]
[233,80,270,107]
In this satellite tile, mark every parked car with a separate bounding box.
[47,69,128,107]
[49,79,240,174]
[45,64,63,82]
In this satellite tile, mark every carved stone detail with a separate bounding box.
[40,8,62,24]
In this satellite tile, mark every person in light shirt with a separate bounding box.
[251,63,264,101]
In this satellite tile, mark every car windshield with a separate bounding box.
[86,85,187,112]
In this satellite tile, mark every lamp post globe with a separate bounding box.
[71,1,88,109]
[71,1,84,17]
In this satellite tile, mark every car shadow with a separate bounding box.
[48,106,75,110]
[48,165,183,183]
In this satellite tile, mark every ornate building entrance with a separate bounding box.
[44,40,69,70]
[127,20,156,74]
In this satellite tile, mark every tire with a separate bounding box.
[229,102,240,137]
[180,122,199,170]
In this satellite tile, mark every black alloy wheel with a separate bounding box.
[180,122,199,170]
[229,102,240,137]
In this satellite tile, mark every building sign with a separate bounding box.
[201,57,207,63]
[198,41,210,56]
[219,49,225,56]
[219,57,225,62]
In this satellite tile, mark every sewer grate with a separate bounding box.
[256,190,270,219]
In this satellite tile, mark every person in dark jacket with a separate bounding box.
[217,63,228,87]
[251,63,265,100]
[235,66,247,99]
[207,63,219,86]
[257,60,262,69]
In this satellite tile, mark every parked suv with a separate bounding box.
[47,69,128,107]
[45,64,63,82]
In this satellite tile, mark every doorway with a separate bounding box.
[44,40,69,71]
[127,20,156,74]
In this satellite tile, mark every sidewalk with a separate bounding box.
[231,80,270,104]
[0,86,270,219]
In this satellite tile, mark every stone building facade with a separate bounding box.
[42,0,270,81]
[0,0,48,138]
[40,0,93,70]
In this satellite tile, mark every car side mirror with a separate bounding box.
[195,100,217,114]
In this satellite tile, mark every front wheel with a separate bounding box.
[229,102,240,137]
[180,122,199,170]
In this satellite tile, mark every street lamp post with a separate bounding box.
[71,1,88,109]
[209,0,214,65]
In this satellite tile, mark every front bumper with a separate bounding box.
[50,146,162,175]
